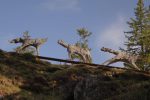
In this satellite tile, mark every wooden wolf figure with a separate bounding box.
[58,40,92,63]
[101,47,140,70]
[10,34,47,56]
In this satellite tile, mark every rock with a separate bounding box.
[74,75,117,100]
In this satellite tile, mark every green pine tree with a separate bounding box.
[71,28,92,63]
[124,0,150,70]
[76,28,92,49]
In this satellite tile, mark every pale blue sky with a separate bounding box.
[0,0,149,66]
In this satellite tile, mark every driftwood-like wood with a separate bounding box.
[101,47,140,70]
[10,34,47,56]
[57,40,92,63]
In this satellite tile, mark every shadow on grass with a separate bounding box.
[1,50,150,100]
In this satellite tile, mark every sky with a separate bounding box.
[0,0,149,67]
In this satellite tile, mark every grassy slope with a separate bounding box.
[0,49,150,100]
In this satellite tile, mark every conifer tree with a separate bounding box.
[71,28,92,63]
[76,28,92,49]
[124,0,150,70]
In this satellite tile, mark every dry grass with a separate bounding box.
[0,50,150,100]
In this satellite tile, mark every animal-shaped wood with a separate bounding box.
[10,35,47,56]
[101,47,140,70]
[58,40,92,63]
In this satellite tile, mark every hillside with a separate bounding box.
[0,49,150,100]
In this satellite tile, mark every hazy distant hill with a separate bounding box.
[0,49,150,100]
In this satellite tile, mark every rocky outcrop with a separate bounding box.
[74,75,114,100]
